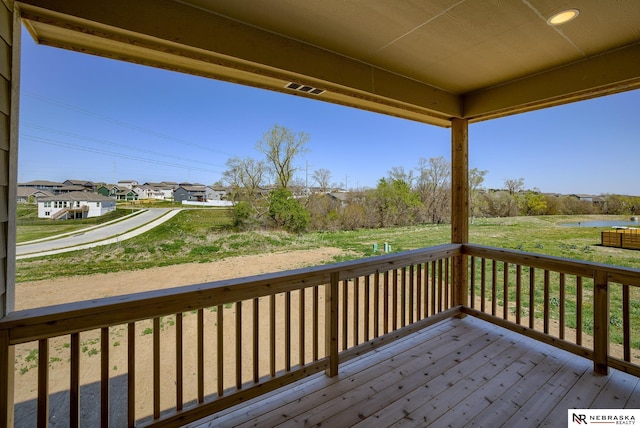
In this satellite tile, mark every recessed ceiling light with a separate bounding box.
[547,9,579,26]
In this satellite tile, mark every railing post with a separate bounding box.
[0,330,15,428]
[325,272,339,377]
[593,270,609,375]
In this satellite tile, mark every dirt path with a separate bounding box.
[16,247,346,310]
[14,247,346,427]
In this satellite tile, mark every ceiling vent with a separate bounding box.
[285,82,325,95]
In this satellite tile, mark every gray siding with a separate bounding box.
[0,0,15,318]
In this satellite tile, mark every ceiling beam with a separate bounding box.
[17,0,461,127]
[464,42,640,122]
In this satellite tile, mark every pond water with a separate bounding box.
[560,220,640,228]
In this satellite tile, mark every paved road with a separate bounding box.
[17,208,181,259]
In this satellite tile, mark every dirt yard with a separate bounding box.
[13,247,346,427]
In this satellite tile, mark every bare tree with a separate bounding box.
[387,165,414,185]
[504,177,525,216]
[222,156,267,200]
[415,156,451,223]
[256,125,309,189]
[469,167,488,220]
[312,168,332,192]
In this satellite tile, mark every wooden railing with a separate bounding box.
[0,244,459,427]
[2,243,640,427]
[461,244,640,377]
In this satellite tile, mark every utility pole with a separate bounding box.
[305,160,312,196]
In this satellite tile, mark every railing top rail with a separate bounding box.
[1,244,461,344]
[463,244,640,286]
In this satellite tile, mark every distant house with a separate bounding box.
[63,179,96,192]
[96,185,121,197]
[206,186,228,201]
[134,185,166,200]
[37,191,116,219]
[117,180,138,189]
[19,180,65,194]
[16,187,53,203]
[173,185,206,203]
[115,189,139,201]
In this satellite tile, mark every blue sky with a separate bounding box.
[18,28,640,195]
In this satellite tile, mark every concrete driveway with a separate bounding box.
[17,208,182,259]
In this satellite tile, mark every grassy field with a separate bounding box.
[15,210,640,349]
[16,210,640,282]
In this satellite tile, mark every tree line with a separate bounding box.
[221,125,640,233]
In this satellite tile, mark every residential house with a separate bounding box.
[63,179,97,192]
[205,185,227,201]
[18,180,65,194]
[117,179,138,189]
[173,185,206,203]
[37,191,116,219]
[16,186,53,203]
[134,185,166,200]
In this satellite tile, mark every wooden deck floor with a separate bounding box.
[188,316,640,428]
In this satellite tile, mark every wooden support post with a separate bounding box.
[451,118,469,309]
[593,270,609,375]
[325,273,339,377]
[0,330,14,428]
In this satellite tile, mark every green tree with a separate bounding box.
[268,188,310,233]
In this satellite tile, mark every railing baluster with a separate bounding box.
[559,273,566,340]
[470,257,476,309]
[37,339,49,428]
[576,276,583,346]
[100,327,109,428]
[236,301,243,387]
[383,271,389,334]
[198,308,204,403]
[176,313,183,411]
[491,260,497,316]
[623,284,631,362]
[529,268,535,329]
[313,286,319,361]
[269,295,276,378]
[299,289,305,366]
[416,264,422,320]
[431,261,437,316]
[401,267,407,327]
[516,265,522,325]
[153,318,160,419]
[364,275,370,341]
[480,258,486,313]
[543,271,550,335]
[409,265,415,324]
[285,292,291,372]
[374,271,380,338]
[253,298,259,383]
[503,262,509,320]
[423,262,429,316]
[392,271,398,330]
[354,277,360,343]
[127,323,135,428]
[341,280,348,350]
[217,304,224,396]
[444,258,450,309]
[438,260,444,313]
[70,332,80,428]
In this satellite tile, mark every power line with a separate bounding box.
[23,123,225,169]
[23,90,234,156]
[23,134,223,175]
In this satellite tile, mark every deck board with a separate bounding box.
[189,316,640,428]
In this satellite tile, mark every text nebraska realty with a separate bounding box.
[573,413,636,425]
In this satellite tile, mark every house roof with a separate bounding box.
[18,180,64,187]
[38,191,116,202]
[18,0,640,128]
[16,187,54,198]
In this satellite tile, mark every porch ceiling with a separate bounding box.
[16,0,640,127]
